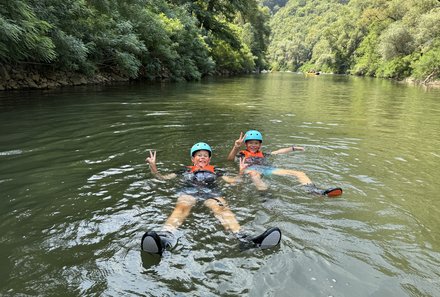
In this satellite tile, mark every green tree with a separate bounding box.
[411,41,440,82]
[0,1,56,63]
[378,22,415,60]
[268,0,440,81]
[2,0,270,81]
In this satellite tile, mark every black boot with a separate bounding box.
[250,227,282,249]
[304,184,343,197]
[141,230,176,255]
[236,227,282,250]
[322,187,343,197]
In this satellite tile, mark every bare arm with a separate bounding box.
[271,145,305,155]
[227,132,245,161]
[146,150,177,180]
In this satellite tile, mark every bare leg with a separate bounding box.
[204,197,241,233]
[246,170,269,191]
[163,194,196,232]
[271,168,312,185]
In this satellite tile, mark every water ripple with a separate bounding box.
[1,74,440,296]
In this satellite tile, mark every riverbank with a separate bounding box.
[0,65,251,91]
[0,65,131,91]
[1,65,439,91]
[403,77,440,88]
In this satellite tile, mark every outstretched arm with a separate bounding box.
[227,132,245,161]
[271,145,305,155]
[146,150,176,180]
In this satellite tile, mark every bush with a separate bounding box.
[411,46,440,81]
[376,55,413,79]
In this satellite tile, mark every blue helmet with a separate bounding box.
[244,130,263,143]
[190,142,212,157]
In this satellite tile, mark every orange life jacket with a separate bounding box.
[240,150,264,159]
[187,165,215,173]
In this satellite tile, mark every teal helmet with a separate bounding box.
[244,130,263,143]
[190,142,212,157]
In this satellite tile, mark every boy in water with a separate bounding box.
[227,130,342,196]
[141,142,281,255]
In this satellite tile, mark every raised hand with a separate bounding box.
[146,150,157,166]
[239,157,249,173]
[145,150,175,179]
[234,132,245,148]
[227,132,246,161]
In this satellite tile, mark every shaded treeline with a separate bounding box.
[0,0,270,81]
[2,0,439,85]
[268,0,440,82]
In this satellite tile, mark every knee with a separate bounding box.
[248,171,261,178]
[177,194,196,207]
[205,197,227,209]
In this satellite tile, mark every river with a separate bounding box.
[1,73,439,296]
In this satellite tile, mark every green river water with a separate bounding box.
[0,73,439,296]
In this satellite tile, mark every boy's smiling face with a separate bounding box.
[245,140,262,153]
[191,150,211,167]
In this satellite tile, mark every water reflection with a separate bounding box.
[1,74,440,296]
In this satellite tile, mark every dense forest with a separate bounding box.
[268,0,440,83]
[0,0,270,86]
[1,0,439,89]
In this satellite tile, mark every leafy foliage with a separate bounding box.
[4,0,437,82]
[411,41,440,81]
[268,0,440,81]
[0,1,56,63]
[260,0,289,14]
[1,0,270,80]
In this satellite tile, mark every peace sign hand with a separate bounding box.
[239,157,249,173]
[234,132,245,148]
[146,150,157,166]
